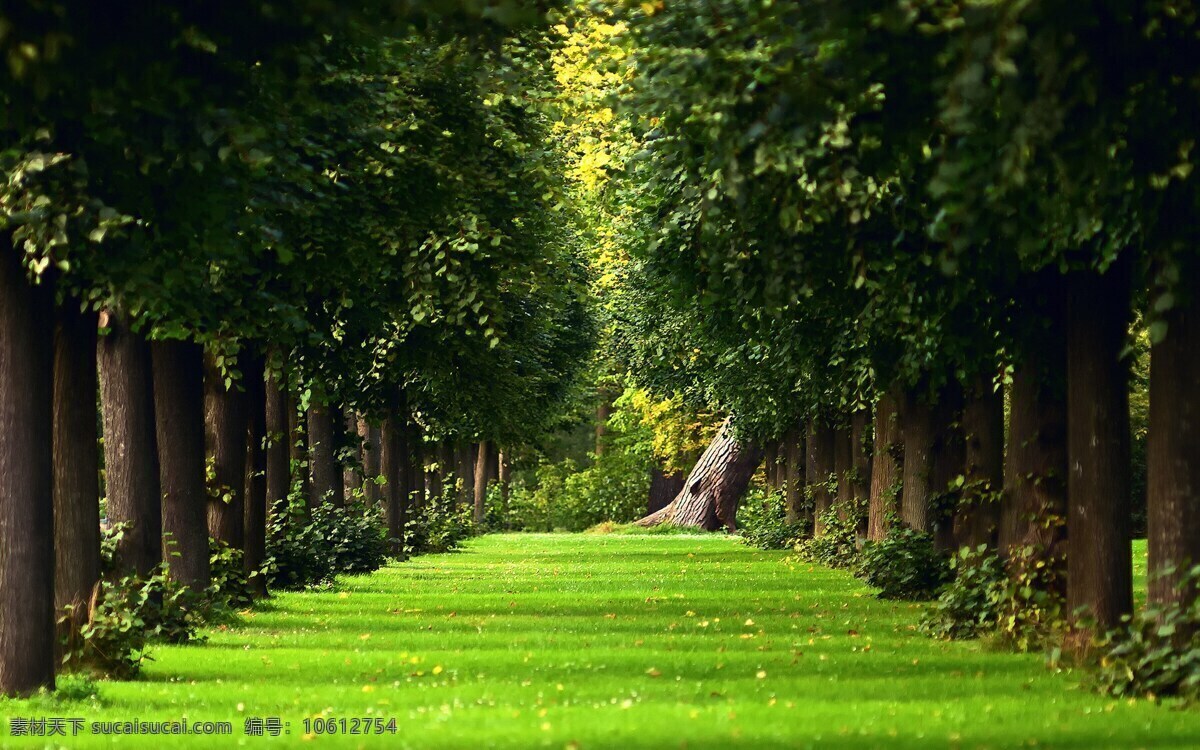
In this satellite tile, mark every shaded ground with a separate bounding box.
[3,535,1196,748]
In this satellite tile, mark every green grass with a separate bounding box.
[3,535,1196,748]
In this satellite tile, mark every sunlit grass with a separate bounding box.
[3,535,1195,748]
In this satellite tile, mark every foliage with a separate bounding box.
[793,508,860,569]
[265,492,390,590]
[99,521,130,576]
[1095,565,1200,702]
[737,488,809,550]
[506,447,652,532]
[207,539,256,613]
[856,527,950,601]
[58,566,206,679]
[921,545,1009,641]
[920,544,1067,653]
[405,490,476,556]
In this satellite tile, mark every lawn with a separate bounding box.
[3,535,1196,748]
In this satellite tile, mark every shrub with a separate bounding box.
[265,492,390,590]
[1095,565,1200,701]
[919,543,1066,651]
[58,566,206,679]
[737,488,809,550]
[856,526,951,600]
[992,544,1067,651]
[207,539,257,612]
[405,489,475,556]
[506,449,652,532]
[921,545,1007,639]
[794,508,860,569]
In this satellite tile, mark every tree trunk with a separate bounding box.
[764,442,780,492]
[342,410,360,502]
[243,355,268,597]
[1001,275,1068,560]
[426,442,445,503]
[381,410,410,558]
[436,441,455,504]
[955,380,1004,550]
[360,418,382,507]
[636,417,763,531]
[97,308,162,576]
[850,409,872,535]
[0,247,55,696]
[307,401,341,507]
[498,451,512,527]
[457,442,476,507]
[834,425,853,514]
[1066,262,1133,634]
[52,303,101,618]
[486,444,499,485]
[784,428,805,524]
[286,391,309,506]
[1147,256,1200,610]
[474,440,497,524]
[648,466,684,516]
[205,354,248,548]
[868,388,902,542]
[381,415,410,556]
[152,339,210,589]
[930,383,965,550]
[410,425,426,510]
[265,370,289,515]
[807,419,837,535]
[900,390,934,533]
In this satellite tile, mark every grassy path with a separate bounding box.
[3,534,1197,748]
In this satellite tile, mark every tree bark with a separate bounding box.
[243,355,268,597]
[425,442,444,502]
[648,466,684,516]
[849,409,872,535]
[498,451,512,527]
[307,401,341,507]
[834,425,853,514]
[468,439,487,520]
[265,370,289,516]
[955,380,1004,550]
[900,389,934,533]
[1066,262,1134,634]
[764,442,780,492]
[410,423,426,511]
[806,419,837,536]
[868,388,902,542]
[52,303,101,618]
[930,383,965,550]
[152,339,210,589]
[287,391,309,505]
[1147,256,1200,610]
[97,308,162,576]
[0,247,55,696]
[1001,278,1068,560]
[342,410,361,502]
[360,418,382,507]
[205,354,248,548]
[380,415,409,557]
[636,417,763,531]
[441,441,458,506]
[784,428,805,524]
[457,442,476,507]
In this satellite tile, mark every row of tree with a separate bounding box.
[592,0,1197,649]
[1,2,590,696]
